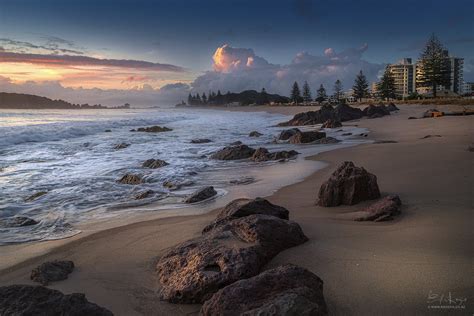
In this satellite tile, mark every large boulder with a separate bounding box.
[278,105,334,126]
[134,125,172,132]
[210,144,256,160]
[321,119,342,129]
[0,285,113,316]
[117,173,143,185]
[363,104,390,118]
[0,216,38,228]
[278,128,301,141]
[156,214,307,304]
[250,148,299,162]
[31,260,75,286]
[333,103,364,121]
[184,186,217,203]
[200,264,328,316]
[355,195,402,222]
[203,197,289,233]
[289,131,326,144]
[142,159,169,169]
[317,161,380,206]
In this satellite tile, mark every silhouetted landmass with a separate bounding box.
[0,92,119,109]
[188,89,289,106]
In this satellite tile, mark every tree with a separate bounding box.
[333,79,343,102]
[202,92,207,104]
[187,93,193,105]
[378,67,396,101]
[258,87,270,105]
[417,34,450,98]
[302,81,312,103]
[290,81,301,104]
[352,70,369,102]
[315,84,327,104]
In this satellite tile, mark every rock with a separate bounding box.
[355,195,402,221]
[333,103,364,121]
[278,128,301,141]
[191,138,212,144]
[25,191,47,202]
[229,177,255,185]
[156,214,308,303]
[321,119,342,129]
[113,143,129,150]
[422,109,444,118]
[363,104,390,118]
[185,186,217,203]
[408,116,418,120]
[31,260,75,286]
[317,161,380,207]
[163,181,179,190]
[250,148,299,162]
[142,159,169,169]
[421,135,441,139]
[0,216,38,228]
[374,140,398,144]
[104,129,112,132]
[202,197,289,233]
[134,125,172,133]
[0,285,113,316]
[229,141,243,146]
[278,105,334,126]
[210,144,256,160]
[134,190,155,200]
[312,137,340,144]
[200,264,328,316]
[341,132,352,136]
[289,130,326,144]
[387,103,399,111]
[248,131,263,137]
[117,173,143,185]
[468,146,474,152]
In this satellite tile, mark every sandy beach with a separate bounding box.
[0,104,472,315]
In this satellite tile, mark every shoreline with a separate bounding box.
[1,104,472,315]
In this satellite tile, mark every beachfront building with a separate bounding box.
[447,57,464,94]
[388,58,416,99]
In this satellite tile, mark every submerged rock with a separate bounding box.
[248,131,263,137]
[31,260,75,286]
[0,216,38,228]
[0,285,113,316]
[142,159,169,169]
[278,128,301,141]
[134,190,155,200]
[229,140,243,146]
[185,186,217,203]
[134,125,172,133]
[321,119,342,129]
[355,195,402,222]
[317,161,380,206]
[113,143,130,150]
[25,191,47,202]
[200,264,328,316]
[289,130,326,144]
[312,137,340,144]
[210,144,256,160]
[117,173,143,185]
[250,147,299,162]
[191,138,212,144]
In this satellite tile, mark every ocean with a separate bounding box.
[0,107,368,244]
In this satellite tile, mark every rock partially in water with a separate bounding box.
[104,129,112,132]
[191,138,212,144]
[321,119,342,129]
[312,137,340,144]
[0,216,38,228]
[0,285,113,316]
[248,131,263,137]
[113,143,130,150]
[134,125,172,133]
[185,186,217,203]
[229,140,243,146]
[317,161,380,207]
[142,159,169,169]
[355,195,402,222]
[117,173,143,185]
[278,128,301,141]
[134,190,155,200]
[250,148,299,162]
[289,130,326,144]
[200,264,328,316]
[31,260,75,286]
[25,191,48,202]
[211,144,256,160]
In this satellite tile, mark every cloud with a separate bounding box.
[212,44,271,72]
[0,38,84,55]
[0,51,186,72]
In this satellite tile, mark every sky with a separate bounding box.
[0,0,473,106]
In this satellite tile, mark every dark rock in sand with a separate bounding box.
[134,190,155,200]
[289,130,326,144]
[333,103,364,121]
[317,161,380,207]
[117,173,143,185]
[113,143,130,150]
[355,195,402,222]
[25,191,47,202]
[156,214,308,303]
[191,138,212,144]
[210,144,256,160]
[185,186,217,203]
[31,260,75,286]
[387,103,399,112]
[312,137,340,144]
[468,146,474,152]
[421,135,441,139]
[278,128,301,141]
[278,105,334,126]
[134,125,172,133]
[408,116,418,120]
[142,158,169,169]
[202,197,289,233]
[321,119,342,129]
[0,285,113,316]
[248,131,263,137]
[200,264,328,316]
[363,104,390,118]
[0,216,38,228]
[250,147,299,162]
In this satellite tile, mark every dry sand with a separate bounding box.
[0,104,472,315]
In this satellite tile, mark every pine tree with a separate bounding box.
[202,92,207,104]
[290,81,301,104]
[352,70,369,102]
[316,84,327,104]
[258,87,270,105]
[378,67,396,101]
[417,34,451,98]
[187,93,192,105]
[302,81,312,103]
[333,80,343,102]
[196,93,202,104]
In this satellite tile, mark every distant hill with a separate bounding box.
[188,89,289,106]
[0,92,108,109]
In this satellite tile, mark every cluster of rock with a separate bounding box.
[211,144,300,161]
[251,148,299,162]
[277,128,337,144]
[156,197,327,314]
[130,125,172,133]
[117,173,143,185]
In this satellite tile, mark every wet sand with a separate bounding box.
[0,104,472,315]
